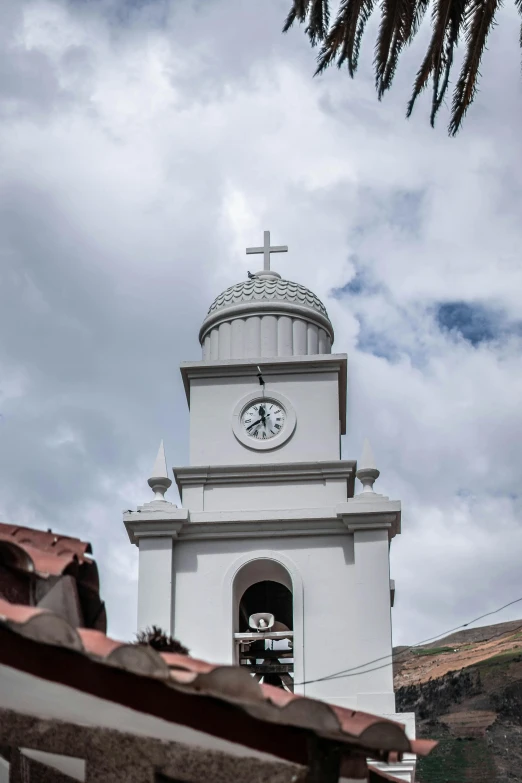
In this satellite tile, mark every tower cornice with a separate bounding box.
[174,459,356,493]
[123,503,401,545]
[180,353,347,434]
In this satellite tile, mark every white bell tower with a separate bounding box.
[124,232,415,775]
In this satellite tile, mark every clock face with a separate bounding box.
[241,400,286,441]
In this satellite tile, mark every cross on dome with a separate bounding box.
[246,231,288,275]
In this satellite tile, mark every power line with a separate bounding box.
[303,620,522,686]
[294,595,522,687]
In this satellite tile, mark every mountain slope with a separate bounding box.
[394,620,522,783]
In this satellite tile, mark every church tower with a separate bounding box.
[124,233,410,733]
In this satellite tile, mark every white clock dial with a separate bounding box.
[241,400,286,441]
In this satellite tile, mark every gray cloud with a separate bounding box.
[0,0,521,647]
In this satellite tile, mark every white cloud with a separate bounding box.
[0,0,521,649]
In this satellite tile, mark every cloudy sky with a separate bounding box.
[1,0,522,652]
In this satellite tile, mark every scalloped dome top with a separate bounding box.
[207,277,330,319]
[200,272,334,359]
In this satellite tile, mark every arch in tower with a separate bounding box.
[224,552,305,694]
[233,558,292,632]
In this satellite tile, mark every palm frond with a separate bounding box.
[285,0,505,133]
[431,0,467,123]
[351,0,380,71]
[307,0,331,44]
[406,0,466,120]
[283,0,311,32]
[404,0,432,40]
[283,6,298,32]
[449,0,501,134]
[430,47,454,123]
[375,0,432,96]
[406,43,437,116]
[283,0,330,44]
[375,0,415,97]
[315,0,377,76]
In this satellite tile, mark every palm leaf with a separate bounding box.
[285,0,508,133]
[406,0,466,120]
[375,0,416,96]
[316,0,377,76]
[307,0,331,43]
[351,0,380,71]
[375,0,434,96]
[431,0,468,123]
[283,0,330,44]
[405,0,432,40]
[283,5,299,32]
[449,0,501,134]
[283,0,311,32]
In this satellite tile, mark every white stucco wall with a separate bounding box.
[171,534,394,713]
[138,537,174,634]
[188,371,341,465]
[353,529,395,713]
[179,477,350,512]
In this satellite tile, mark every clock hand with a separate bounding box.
[247,418,263,431]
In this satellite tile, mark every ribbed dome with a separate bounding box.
[200,272,334,361]
[207,277,330,320]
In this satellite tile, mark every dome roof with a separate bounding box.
[206,276,330,320]
[199,271,334,359]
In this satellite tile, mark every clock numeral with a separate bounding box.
[276,417,281,421]
[245,419,251,423]
[254,406,258,411]
[254,431,259,438]
[262,432,267,439]
[275,424,281,430]
[270,430,275,435]
[274,409,281,414]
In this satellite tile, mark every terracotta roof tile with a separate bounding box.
[0,595,436,778]
[77,628,122,658]
[0,522,105,632]
[0,523,92,556]
[0,523,94,579]
[0,598,47,624]
[161,651,217,674]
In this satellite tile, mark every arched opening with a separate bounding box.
[239,580,293,632]
[233,559,294,692]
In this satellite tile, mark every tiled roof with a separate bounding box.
[0,522,105,631]
[0,597,435,780]
[0,522,94,578]
[206,278,330,319]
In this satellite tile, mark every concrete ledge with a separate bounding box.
[175,460,356,492]
[336,498,401,539]
[123,511,189,545]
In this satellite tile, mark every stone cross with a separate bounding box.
[246,231,288,272]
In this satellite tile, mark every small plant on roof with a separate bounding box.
[135,625,189,655]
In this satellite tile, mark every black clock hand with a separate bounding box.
[247,418,263,431]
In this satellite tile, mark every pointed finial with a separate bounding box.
[356,438,380,494]
[147,440,172,501]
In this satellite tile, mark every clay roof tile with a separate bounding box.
[0,596,436,773]
[0,523,92,573]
